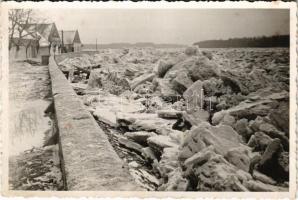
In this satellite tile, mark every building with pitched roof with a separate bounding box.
[9,23,61,59]
[9,27,39,59]
[59,30,82,53]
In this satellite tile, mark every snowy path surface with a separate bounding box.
[9,60,62,190]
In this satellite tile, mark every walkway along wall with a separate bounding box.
[48,56,142,190]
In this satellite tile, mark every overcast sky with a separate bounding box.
[37,9,289,45]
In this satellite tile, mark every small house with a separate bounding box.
[27,23,61,57]
[9,23,61,59]
[9,27,39,59]
[59,30,82,53]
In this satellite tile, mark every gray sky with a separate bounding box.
[38,9,289,45]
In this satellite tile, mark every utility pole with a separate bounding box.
[96,38,97,51]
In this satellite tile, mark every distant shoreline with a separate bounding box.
[194,35,289,48]
[82,47,289,51]
[82,35,290,50]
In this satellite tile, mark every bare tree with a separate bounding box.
[8,9,43,58]
[9,9,33,49]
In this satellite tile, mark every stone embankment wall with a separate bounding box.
[48,56,142,190]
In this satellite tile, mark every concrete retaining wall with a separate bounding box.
[48,56,141,190]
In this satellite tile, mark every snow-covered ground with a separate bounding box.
[8,60,63,190]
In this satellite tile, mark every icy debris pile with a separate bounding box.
[58,48,165,79]
[68,46,289,191]
[58,54,96,71]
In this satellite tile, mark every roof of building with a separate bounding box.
[12,26,37,40]
[23,24,52,39]
[59,30,82,45]
[20,23,61,46]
